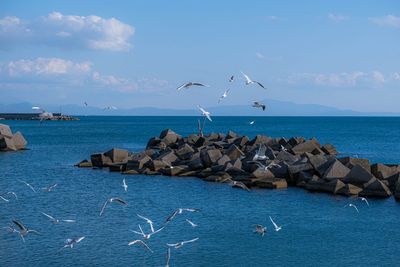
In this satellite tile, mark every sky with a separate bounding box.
[0,0,399,112]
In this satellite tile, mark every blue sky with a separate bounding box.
[0,0,399,112]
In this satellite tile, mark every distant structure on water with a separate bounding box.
[0,112,78,121]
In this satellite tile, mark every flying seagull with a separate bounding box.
[197,105,212,122]
[12,220,39,242]
[99,197,128,216]
[84,102,88,107]
[131,224,164,240]
[167,238,199,249]
[137,214,156,233]
[241,71,266,89]
[177,82,208,91]
[269,216,282,231]
[0,192,17,202]
[128,240,153,253]
[122,178,128,192]
[247,161,281,171]
[229,180,250,191]
[345,203,359,213]
[229,75,234,82]
[42,183,58,192]
[254,224,267,236]
[41,212,76,224]
[62,236,85,249]
[166,208,201,223]
[218,89,230,104]
[252,101,266,111]
[359,197,369,207]
[18,180,36,193]
[253,144,268,161]
[249,120,255,125]
[185,219,198,228]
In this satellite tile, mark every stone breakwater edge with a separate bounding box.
[77,129,400,200]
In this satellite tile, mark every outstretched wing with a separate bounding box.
[269,216,278,229]
[99,200,109,216]
[166,210,179,222]
[12,220,27,231]
[112,198,128,205]
[176,83,188,91]
[182,237,199,244]
[41,212,56,221]
[255,81,265,89]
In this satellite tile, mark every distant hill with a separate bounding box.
[0,100,399,116]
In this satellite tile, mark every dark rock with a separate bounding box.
[335,183,363,196]
[305,178,345,194]
[149,160,169,171]
[339,157,371,172]
[233,136,249,148]
[296,172,314,187]
[225,144,244,161]
[175,143,195,160]
[0,136,16,151]
[226,167,248,177]
[75,159,92,168]
[226,130,238,139]
[275,150,297,163]
[156,149,178,164]
[288,137,305,147]
[322,159,350,180]
[291,139,320,155]
[360,178,392,198]
[188,155,204,170]
[254,177,287,189]
[91,153,112,168]
[146,137,163,149]
[395,177,400,200]
[252,168,275,179]
[161,165,188,176]
[159,129,181,146]
[200,148,222,167]
[248,135,272,146]
[104,148,129,163]
[204,172,232,182]
[126,153,152,170]
[343,164,374,185]
[371,163,399,180]
[109,164,126,172]
[321,144,338,155]
[217,155,231,166]
[194,136,207,147]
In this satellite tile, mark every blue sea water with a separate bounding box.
[1,116,400,267]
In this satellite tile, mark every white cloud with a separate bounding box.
[288,71,397,87]
[369,15,400,28]
[0,12,134,51]
[328,13,349,22]
[255,52,265,59]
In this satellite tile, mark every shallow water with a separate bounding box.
[1,116,400,266]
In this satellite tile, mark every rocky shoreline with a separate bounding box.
[77,129,400,200]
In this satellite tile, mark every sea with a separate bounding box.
[1,116,400,267]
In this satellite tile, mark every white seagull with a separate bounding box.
[63,236,85,249]
[252,101,266,111]
[42,183,58,192]
[12,220,40,242]
[128,240,153,253]
[167,237,199,249]
[177,82,208,91]
[359,197,369,207]
[122,178,128,192]
[345,203,359,213]
[41,212,76,224]
[241,71,266,89]
[218,89,230,104]
[197,105,212,122]
[269,216,282,231]
[99,197,128,216]
[131,224,164,240]
[166,208,201,222]
[229,180,250,191]
[137,214,155,233]
[249,120,255,125]
[254,224,267,236]
[18,180,36,193]
[253,144,268,161]
[185,219,198,228]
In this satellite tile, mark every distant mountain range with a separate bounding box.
[0,100,399,116]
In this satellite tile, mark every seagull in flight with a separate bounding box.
[241,71,266,89]
[0,192,17,202]
[247,161,281,171]
[197,105,212,122]
[18,180,36,193]
[359,197,369,207]
[122,178,128,192]
[99,197,128,216]
[177,82,208,91]
[131,224,164,240]
[165,248,171,267]
[137,214,156,233]
[229,180,250,191]
[167,238,199,249]
[253,144,268,161]
[62,236,85,249]
[166,208,201,222]
[254,224,267,236]
[12,220,40,242]
[42,183,58,192]
[269,216,282,231]
[185,219,198,228]
[229,75,234,82]
[84,102,88,107]
[252,101,266,111]
[128,240,153,253]
[345,203,359,213]
[249,120,255,125]
[41,212,76,224]
[218,89,230,104]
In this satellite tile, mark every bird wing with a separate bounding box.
[269,216,278,229]
[229,75,234,82]
[0,195,9,202]
[112,198,128,205]
[192,82,207,87]
[75,236,85,243]
[41,212,56,221]
[166,210,179,222]
[62,219,76,223]
[7,192,18,199]
[186,219,196,227]
[197,106,206,114]
[205,113,212,122]
[137,214,151,223]
[123,178,127,187]
[99,200,109,216]
[166,243,178,247]
[258,144,267,157]
[182,237,199,244]
[151,226,164,235]
[130,229,144,236]
[176,83,188,91]
[12,220,27,231]
[241,71,252,83]
[182,208,200,213]
[255,81,265,89]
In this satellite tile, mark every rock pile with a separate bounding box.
[77,129,400,200]
[0,124,27,151]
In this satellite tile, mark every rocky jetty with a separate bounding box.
[0,124,27,151]
[77,129,400,200]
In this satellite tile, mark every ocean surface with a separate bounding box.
[1,116,400,267]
